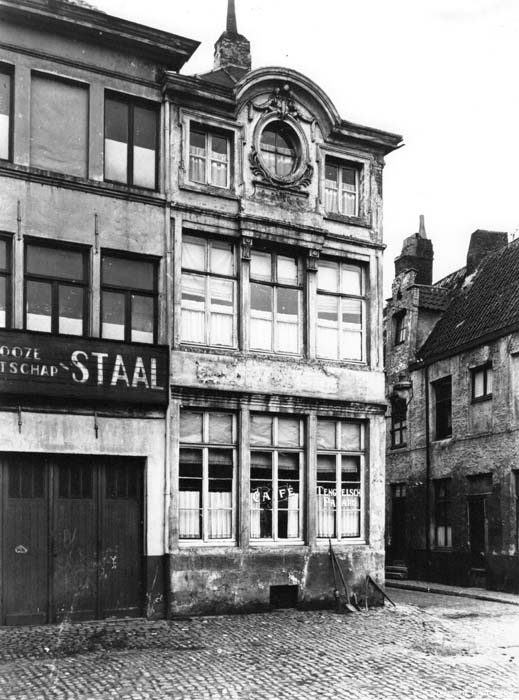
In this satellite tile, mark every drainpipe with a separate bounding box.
[424,363,431,573]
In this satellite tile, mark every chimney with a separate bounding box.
[394,215,434,285]
[466,230,508,275]
[214,0,251,72]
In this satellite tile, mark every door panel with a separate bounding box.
[3,458,48,625]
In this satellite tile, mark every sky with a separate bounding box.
[94,0,519,296]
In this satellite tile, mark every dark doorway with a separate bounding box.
[468,497,487,569]
[390,483,407,562]
[1,454,144,625]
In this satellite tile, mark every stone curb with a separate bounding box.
[386,579,519,607]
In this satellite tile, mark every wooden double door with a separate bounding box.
[1,454,143,625]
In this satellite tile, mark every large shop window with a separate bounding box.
[316,419,364,539]
[324,159,359,217]
[250,414,304,542]
[0,235,11,327]
[101,254,157,344]
[433,376,452,440]
[189,124,231,188]
[105,94,158,190]
[179,411,237,541]
[316,260,366,361]
[434,478,452,548]
[250,250,302,354]
[0,66,12,161]
[181,236,236,347]
[30,73,88,178]
[25,243,88,335]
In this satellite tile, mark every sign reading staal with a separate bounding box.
[0,330,169,406]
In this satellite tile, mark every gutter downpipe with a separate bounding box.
[424,362,431,574]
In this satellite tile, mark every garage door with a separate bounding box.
[1,454,143,625]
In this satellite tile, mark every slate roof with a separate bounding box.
[416,285,450,311]
[418,238,519,361]
[198,66,249,87]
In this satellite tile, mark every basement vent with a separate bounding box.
[270,585,298,609]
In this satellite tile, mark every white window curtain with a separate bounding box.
[208,492,232,539]
[250,493,261,539]
[286,493,299,538]
[341,495,360,537]
[316,493,336,538]
[179,491,201,538]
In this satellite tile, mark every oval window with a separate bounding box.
[259,122,299,177]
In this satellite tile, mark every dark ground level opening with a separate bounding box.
[1,453,144,625]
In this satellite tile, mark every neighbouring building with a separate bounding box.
[0,0,402,625]
[385,219,519,592]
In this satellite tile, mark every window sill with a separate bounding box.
[323,212,370,228]
[179,181,239,200]
[432,435,453,443]
[471,394,493,404]
[390,444,407,450]
[179,540,237,548]
[316,538,366,546]
[249,540,306,548]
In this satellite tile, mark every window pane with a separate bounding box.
[276,287,299,353]
[342,298,362,327]
[278,452,300,539]
[251,251,272,281]
[487,368,493,394]
[182,238,206,271]
[26,280,52,332]
[341,264,363,295]
[181,273,205,343]
[180,412,203,444]
[0,276,6,327]
[0,238,6,270]
[250,414,273,446]
[209,278,234,346]
[211,134,228,157]
[131,294,154,343]
[250,451,273,539]
[105,98,128,143]
[342,455,360,474]
[0,71,10,161]
[317,421,336,450]
[101,290,125,340]
[133,105,157,189]
[277,417,300,447]
[208,448,233,539]
[102,256,155,291]
[317,294,339,359]
[251,283,272,350]
[208,413,234,444]
[105,98,128,183]
[27,245,85,281]
[341,166,356,187]
[179,448,202,539]
[317,454,337,538]
[474,369,484,397]
[341,422,361,450]
[190,128,206,154]
[59,285,83,335]
[210,158,228,187]
[325,162,338,184]
[210,242,233,276]
[277,256,298,285]
[317,261,339,292]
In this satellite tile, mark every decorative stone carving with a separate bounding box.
[249,148,313,190]
[249,83,313,124]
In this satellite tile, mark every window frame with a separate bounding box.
[249,414,305,544]
[471,363,493,402]
[104,91,160,191]
[24,240,89,337]
[316,258,367,363]
[249,249,303,356]
[179,410,237,544]
[100,250,159,345]
[180,234,237,348]
[393,309,407,345]
[390,397,407,449]
[0,233,12,328]
[0,63,13,163]
[433,376,452,440]
[434,478,453,548]
[316,419,365,542]
[188,123,232,190]
[259,121,299,179]
[324,157,360,218]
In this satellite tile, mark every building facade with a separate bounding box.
[0,0,402,624]
[385,221,519,591]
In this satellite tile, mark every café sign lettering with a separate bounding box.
[0,330,169,406]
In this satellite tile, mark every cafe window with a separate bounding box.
[104,93,159,190]
[188,124,231,189]
[101,253,158,344]
[181,235,236,347]
[250,250,302,354]
[0,65,13,161]
[250,414,304,542]
[0,234,11,328]
[434,479,452,548]
[316,259,366,361]
[316,419,364,540]
[25,242,88,336]
[471,364,493,401]
[30,73,88,178]
[179,410,237,542]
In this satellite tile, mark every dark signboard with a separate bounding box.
[0,330,169,406]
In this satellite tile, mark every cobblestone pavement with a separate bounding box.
[2,596,519,700]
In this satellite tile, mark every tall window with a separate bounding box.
[101,254,157,343]
[0,66,12,161]
[316,260,365,361]
[25,243,88,335]
[181,236,236,347]
[250,414,304,541]
[393,310,407,345]
[515,471,519,552]
[471,364,493,401]
[189,124,230,188]
[0,235,11,327]
[30,73,88,178]
[434,479,452,547]
[105,94,158,190]
[316,419,364,540]
[390,397,407,449]
[250,250,301,354]
[259,122,299,177]
[324,160,359,217]
[433,376,452,440]
[179,411,236,541]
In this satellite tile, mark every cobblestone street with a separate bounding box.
[2,591,519,700]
